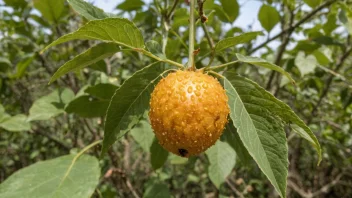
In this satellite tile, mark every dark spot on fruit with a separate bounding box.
[178,148,188,157]
[215,115,220,121]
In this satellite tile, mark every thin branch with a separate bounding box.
[197,0,208,23]
[249,0,337,54]
[126,178,140,198]
[288,180,311,198]
[188,0,196,70]
[137,49,184,68]
[267,6,295,90]
[206,60,240,71]
[225,179,244,198]
[309,46,352,122]
[311,173,344,197]
[201,23,214,49]
[167,0,179,19]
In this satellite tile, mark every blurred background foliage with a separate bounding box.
[0,0,352,197]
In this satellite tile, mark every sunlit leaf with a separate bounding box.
[67,0,114,20]
[219,0,239,22]
[33,0,65,23]
[224,73,321,164]
[42,18,144,52]
[28,89,75,121]
[224,75,288,197]
[206,141,236,188]
[295,51,317,76]
[130,120,155,152]
[258,4,280,32]
[0,155,100,198]
[117,0,144,11]
[0,114,31,132]
[303,0,322,8]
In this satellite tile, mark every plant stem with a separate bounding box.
[59,140,102,186]
[140,49,184,68]
[206,60,240,71]
[188,0,196,70]
[78,140,103,157]
[161,0,169,54]
[207,71,224,79]
[249,0,337,54]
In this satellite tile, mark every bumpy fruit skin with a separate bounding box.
[149,70,229,157]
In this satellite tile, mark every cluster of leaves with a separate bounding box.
[1,0,352,197]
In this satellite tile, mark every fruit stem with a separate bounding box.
[188,0,196,70]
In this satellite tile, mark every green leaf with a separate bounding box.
[303,0,322,8]
[146,40,165,59]
[150,138,169,170]
[33,0,65,23]
[169,154,188,165]
[117,0,145,11]
[42,18,144,53]
[11,54,34,79]
[0,114,31,132]
[89,60,107,73]
[223,76,288,198]
[283,0,295,10]
[213,5,232,22]
[215,32,263,53]
[130,120,155,152]
[65,96,109,118]
[101,62,170,155]
[3,0,27,9]
[313,48,331,66]
[224,73,322,196]
[0,154,100,198]
[0,57,11,73]
[67,0,114,20]
[85,83,118,100]
[172,8,189,29]
[236,54,295,84]
[295,52,317,76]
[338,4,352,35]
[219,0,239,22]
[0,105,10,122]
[206,141,236,188]
[28,89,75,121]
[222,121,251,165]
[258,4,280,32]
[49,43,120,84]
[143,181,171,198]
[323,13,338,35]
[312,36,343,46]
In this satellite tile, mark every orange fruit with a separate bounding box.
[149,70,229,157]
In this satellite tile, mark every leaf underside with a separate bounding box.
[224,75,288,198]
